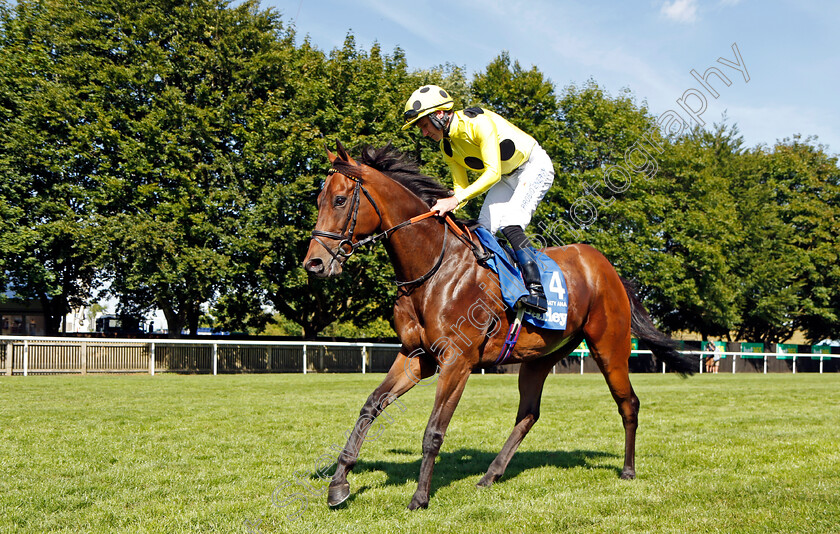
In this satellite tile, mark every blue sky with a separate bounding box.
[264,0,840,156]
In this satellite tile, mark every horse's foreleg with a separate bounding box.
[328,352,436,506]
[477,356,555,487]
[408,366,471,510]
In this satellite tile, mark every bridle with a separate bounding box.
[310,166,382,263]
[310,166,451,290]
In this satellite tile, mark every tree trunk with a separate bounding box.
[186,302,200,336]
[161,305,183,338]
[38,292,67,335]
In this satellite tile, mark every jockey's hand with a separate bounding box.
[430,196,460,216]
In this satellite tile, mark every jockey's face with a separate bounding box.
[417,114,444,142]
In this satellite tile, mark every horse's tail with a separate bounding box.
[621,277,696,377]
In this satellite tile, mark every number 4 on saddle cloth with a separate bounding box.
[474,227,569,330]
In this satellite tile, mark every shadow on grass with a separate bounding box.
[342,448,618,503]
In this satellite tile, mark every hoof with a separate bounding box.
[620,468,636,480]
[476,473,499,488]
[328,482,350,507]
[407,494,429,510]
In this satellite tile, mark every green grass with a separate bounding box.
[1,373,839,533]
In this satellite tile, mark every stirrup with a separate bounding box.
[517,291,548,314]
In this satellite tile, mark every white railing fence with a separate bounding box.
[1,336,837,376]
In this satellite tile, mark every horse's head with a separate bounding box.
[303,142,383,278]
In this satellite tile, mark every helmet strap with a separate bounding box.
[429,111,452,134]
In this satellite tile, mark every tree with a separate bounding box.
[733,137,840,343]
[0,0,107,333]
[471,51,562,148]
[216,36,427,337]
[633,122,742,339]
[84,0,286,336]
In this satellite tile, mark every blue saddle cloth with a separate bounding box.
[474,227,568,330]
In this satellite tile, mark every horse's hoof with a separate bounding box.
[328,482,350,507]
[476,472,499,487]
[620,468,636,480]
[407,494,429,510]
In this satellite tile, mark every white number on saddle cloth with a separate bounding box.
[549,271,566,300]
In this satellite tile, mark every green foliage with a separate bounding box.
[471,52,562,146]
[733,137,840,342]
[258,314,304,337]
[0,0,108,332]
[622,122,743,338]
[320,316,397,339]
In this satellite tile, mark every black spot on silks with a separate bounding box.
[463,107,484,118]
[464,157,484,170]
[443,139,453,157]
[500,139,516,160]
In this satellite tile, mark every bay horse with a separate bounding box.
[303,142,694,510]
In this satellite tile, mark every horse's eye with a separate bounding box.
[334,196,347,207]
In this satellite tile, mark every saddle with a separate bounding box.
[473,227,569,330]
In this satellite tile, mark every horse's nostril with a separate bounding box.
[305,258,324,274]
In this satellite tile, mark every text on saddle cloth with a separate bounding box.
[474,227,568,330]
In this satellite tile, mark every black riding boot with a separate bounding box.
[514,249,549,313]
[501,226,549,314]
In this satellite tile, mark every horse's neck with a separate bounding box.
[384,220,446,283]
[371,178,450,287]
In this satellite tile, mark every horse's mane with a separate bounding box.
[357,144,451,207]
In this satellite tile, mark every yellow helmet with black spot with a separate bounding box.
[401,85,454,130]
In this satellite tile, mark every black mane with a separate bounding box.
[358,144,451,207]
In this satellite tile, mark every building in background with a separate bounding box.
[0,298,46,336]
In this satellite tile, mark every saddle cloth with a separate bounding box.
[474,227,568,330]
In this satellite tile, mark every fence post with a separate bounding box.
[212,344,218,376]
[80,341,87,376]
[820,356,824,375]
[5,342,12,376]
[662,360,666,374]
[150,343,155,376]
[792,354,797,374]
[302,344,307,375]
[699,352,704,374]
[763,354,767,374]
[23,339,28,377]
[361,345,367,375]
[732,353,736,374]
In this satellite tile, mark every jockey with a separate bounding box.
[402,85,555,314]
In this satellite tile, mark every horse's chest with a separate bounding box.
[393,300,427,352]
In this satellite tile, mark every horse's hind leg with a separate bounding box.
[584,310,639,479]
[328,352,436,506]
[477,354,560,488]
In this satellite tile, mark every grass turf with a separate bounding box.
[1,373,838,533]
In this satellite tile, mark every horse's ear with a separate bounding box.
[336,140,357,166]
[326,145,337,164]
